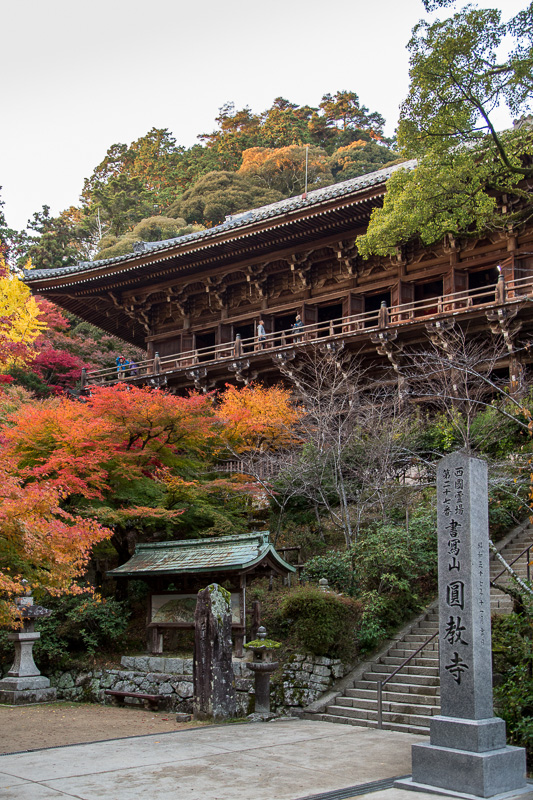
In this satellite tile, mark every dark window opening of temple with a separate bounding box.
[364,292,391,327]
[234,323,255,351]
[469,268,499,303]
[414,279,443,317]
[317,303,343,337]
[272,313,298,345]
[195,331,216,361]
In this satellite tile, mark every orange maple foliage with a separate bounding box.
[0,463,110,626]
[3,384,218,499]
[216,383,301,453]
[238,145,331,195]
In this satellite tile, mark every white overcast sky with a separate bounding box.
[0,0,526,231]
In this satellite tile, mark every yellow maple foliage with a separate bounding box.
[0,255,46,370]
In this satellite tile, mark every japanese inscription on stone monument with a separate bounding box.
[403,452,527,799]
[437,453,492,720]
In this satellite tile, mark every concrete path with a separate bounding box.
[0,718,448,800]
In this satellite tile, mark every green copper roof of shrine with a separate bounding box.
[107,532,296,578]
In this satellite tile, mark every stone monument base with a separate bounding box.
[398,715,527,799]
[395,777,533,800]
[0,675,57,705]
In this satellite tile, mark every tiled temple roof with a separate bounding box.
[26,160,415,282]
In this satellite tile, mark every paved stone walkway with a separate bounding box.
[0,718,449,800]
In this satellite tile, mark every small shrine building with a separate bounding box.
[108,532,295,656]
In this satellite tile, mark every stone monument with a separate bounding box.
[398,452,528,798]
[193,583,237,721]
[0,581,57,705]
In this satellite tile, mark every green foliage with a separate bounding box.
[357,2,533,258]
[302,550,355,594]
[349,510,438,650]
[95,216,203,260]
[32,593,130,670]
[25,206,81,271]
[493,611,533,766]
[280,585,361,660]
[168,171,284,227]
[329,140,398,181]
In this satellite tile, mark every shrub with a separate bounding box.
[492,611,533,768]
[280,586,361,660]
[33,593,130,670]
[301,550,354,594]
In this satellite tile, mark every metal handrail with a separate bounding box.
[377,630,439,729]
[491,543,532,584]
[85,273,533,385]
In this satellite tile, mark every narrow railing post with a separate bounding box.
[377,680,383,729]
[495,274,506,304]
[378,301,389,329]
[234,334,242,357]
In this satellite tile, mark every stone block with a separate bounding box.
[120,656,136,670]
[100,672,115,689]
[164,658,184,674]
[310,664,332,678]
[174,681,194,698]
[312,656,334,667]
[133,656,150,672]
[57,673,75,689]
[75,671,91,686]
[411,741,526,797]
[0,686,56,704]
[158,682,173,695]
[430,716,507,753]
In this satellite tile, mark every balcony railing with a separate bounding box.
[83,274,533,387]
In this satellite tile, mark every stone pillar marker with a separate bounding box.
[193,583,237,721]
[398,452,527,799]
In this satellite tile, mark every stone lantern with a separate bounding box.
[0,581,57,705]
[244,626,280,717]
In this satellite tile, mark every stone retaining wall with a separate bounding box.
[272,654,349,712]
[28,653,350,716]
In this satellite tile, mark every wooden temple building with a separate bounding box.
[107,532,295,656]
[24,161,533,392]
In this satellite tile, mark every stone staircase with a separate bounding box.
[306,520,533,734]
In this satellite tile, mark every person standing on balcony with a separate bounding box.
[292,313,303,343]
[116,355,126,378]
[257,319,266,349]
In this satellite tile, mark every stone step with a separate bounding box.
[314,712,431,735]
[320,712,433,735]
[325,704,433,730]
[344,687,440,706]
[335,696,440,717]
[402,633,439,643]
[387,648,439,661]
[379,655,439,668]
[361,671,439,687]
[355,679,440,696]
[369,662,440,678]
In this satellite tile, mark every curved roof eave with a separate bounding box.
[24,160,415,287]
